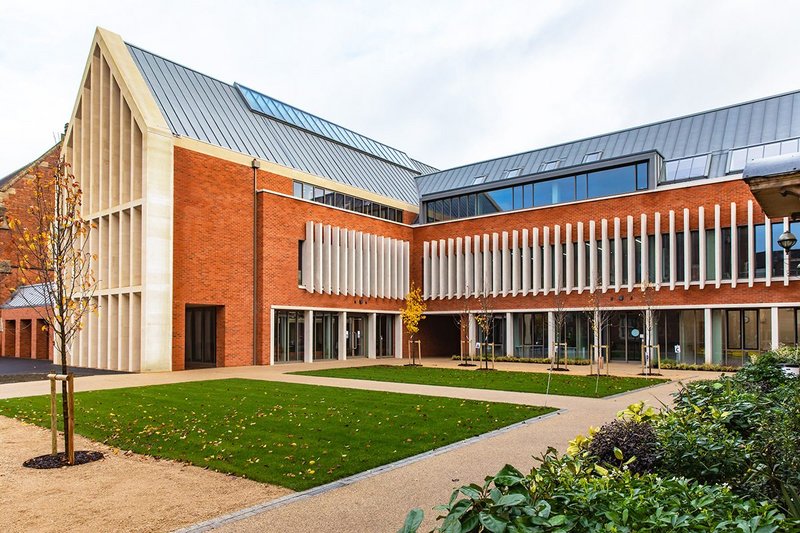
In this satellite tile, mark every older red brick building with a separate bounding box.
[0,144,60,360]
[50,27,800,371]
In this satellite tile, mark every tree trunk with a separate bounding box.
[60,333,69,461]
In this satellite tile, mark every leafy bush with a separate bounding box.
[451,355,590,365]
[402,351,800,532]
[587,419,660,474]
[401,450,790,532]
[657,360,740,372]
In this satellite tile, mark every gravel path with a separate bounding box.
[0,416,291,533]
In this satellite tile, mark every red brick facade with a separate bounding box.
[169,147,798,368]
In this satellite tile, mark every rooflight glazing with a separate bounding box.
[662,154,710,182]
[728,138,800,173]
[236,83,415,169]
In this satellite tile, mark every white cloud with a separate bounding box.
[1,0,799,173]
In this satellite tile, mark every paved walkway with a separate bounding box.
[0,358,717,532]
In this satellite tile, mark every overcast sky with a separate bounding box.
[2,0,800,173]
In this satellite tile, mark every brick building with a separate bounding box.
[51,27,799,371]
[0,144,60,360]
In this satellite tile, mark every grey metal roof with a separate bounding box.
[743,152,800,179]
[126,44,426,206]
[1,284,51,309]
[411,159,439,175]
[417,90,800,197]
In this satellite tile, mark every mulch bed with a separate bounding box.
[23,451,104,469]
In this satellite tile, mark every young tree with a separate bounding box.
[639,280,661,375]
[551,291,568,371]
[585,278,611,377]
[400,282,426,365]
[452,285,474,366]
[473,288,495,371]
[7,159,97,462]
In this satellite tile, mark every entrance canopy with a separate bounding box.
[743,153,800,219]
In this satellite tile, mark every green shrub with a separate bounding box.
[658,360,740,372]
[401,449,790,532]
[587,419,660,474]
[451,355,590,365]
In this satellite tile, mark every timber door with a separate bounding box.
[186,307,217,367]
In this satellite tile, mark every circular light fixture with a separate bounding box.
[777,230,797,251]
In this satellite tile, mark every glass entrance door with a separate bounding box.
[607,311,642,362]
[376,314,394,357]
[347,313,367,358]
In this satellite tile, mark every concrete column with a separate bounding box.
[654,212,662,289]
[323,225,332,294]
[533,228,541,294]
[464,236,473,297]
[577,222,585,293]
[340,228,348,295]
[394,314,403,359]
[455,237,463,298]
[338,311,347,361]
[304,221,314,293]
[565,224,573,293]
[367,313,377,359]
[714,204,722,288]
[447,238,455,298]
[492,233,500,297]
[771,307,780,350]
[730,203,738,287]
[332,228,340,295]
[704,307,713,365]
[404,241,410,296]
[505,312,514,357]
[765,216,772,287]
[640,214,648,288]
[355,231,363,296]
[365,234,372,298]
[314,223,323,293]
[468,314,477,357]
[698,206,706,289]
[438,239,447,300]
[554,224,562,294]
[588,221,597,292]
[304,310,313,363]
[474,235,482,297]
[350,229,358,297]
[747,200,754,287]
[511,230,520,296]
[543,226,551,295]
[626,216,635,292]
[430,240,439,299]
[669,210,677,290]
[483,234,491,295]
[501,232,510,296]
[547,311,555,359]
[613,218,622,292]
[683,208,691,290]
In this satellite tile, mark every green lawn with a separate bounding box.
[0,378,550,491]
[293,366,667,398]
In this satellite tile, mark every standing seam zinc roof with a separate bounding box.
[126,44,425,206]
[416,90,800,197]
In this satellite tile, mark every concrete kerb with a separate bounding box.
[172,408,566,533]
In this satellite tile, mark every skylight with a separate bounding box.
[502,168,522,179]
[583,151,602,163]
[728,138,800,173]
[662,154,710,182]
[540,160,560,172]
[235,83,415,169]
[472,175,487,185]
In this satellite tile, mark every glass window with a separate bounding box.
[721,227,733,281]
[313,187,325,203]
[503,168,522,179]
[473,175,487,185]
[755,224,766,278]
[778,308,798,346]
[459,195,469,219]
[535,176,575,207]
[705,229,716,280]
[583,151,602,163]
[523,184,533,208]
[293,181,303,197]
[540,160,560,172]
[690,230,700,281]
[576,174,588,200]
[636,162,648,190]
[648,235,656,283]
[302,183,314,200]
[486,187,513,212]
[334,193,344,208]
[587,165,637,198]
[773,221,800,277]
[737,226,748,280]
[621,237,629,286]
[513,186,524,210]
[661,232,671,283]
[675,232,685,283]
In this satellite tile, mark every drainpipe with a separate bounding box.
[251,158,260,365]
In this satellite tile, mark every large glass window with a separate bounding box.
[376,314,395,357]
[313,312,338,360]
[513,313,548,358]
[778,308,799,346]
[294,181,402,222]
[422,160,649,223]
[274,310,305,363]
[773,221,800,277]
[728,138,800,172]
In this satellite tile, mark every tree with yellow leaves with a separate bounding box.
[400,282,426,366]
[7,158,97,463]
